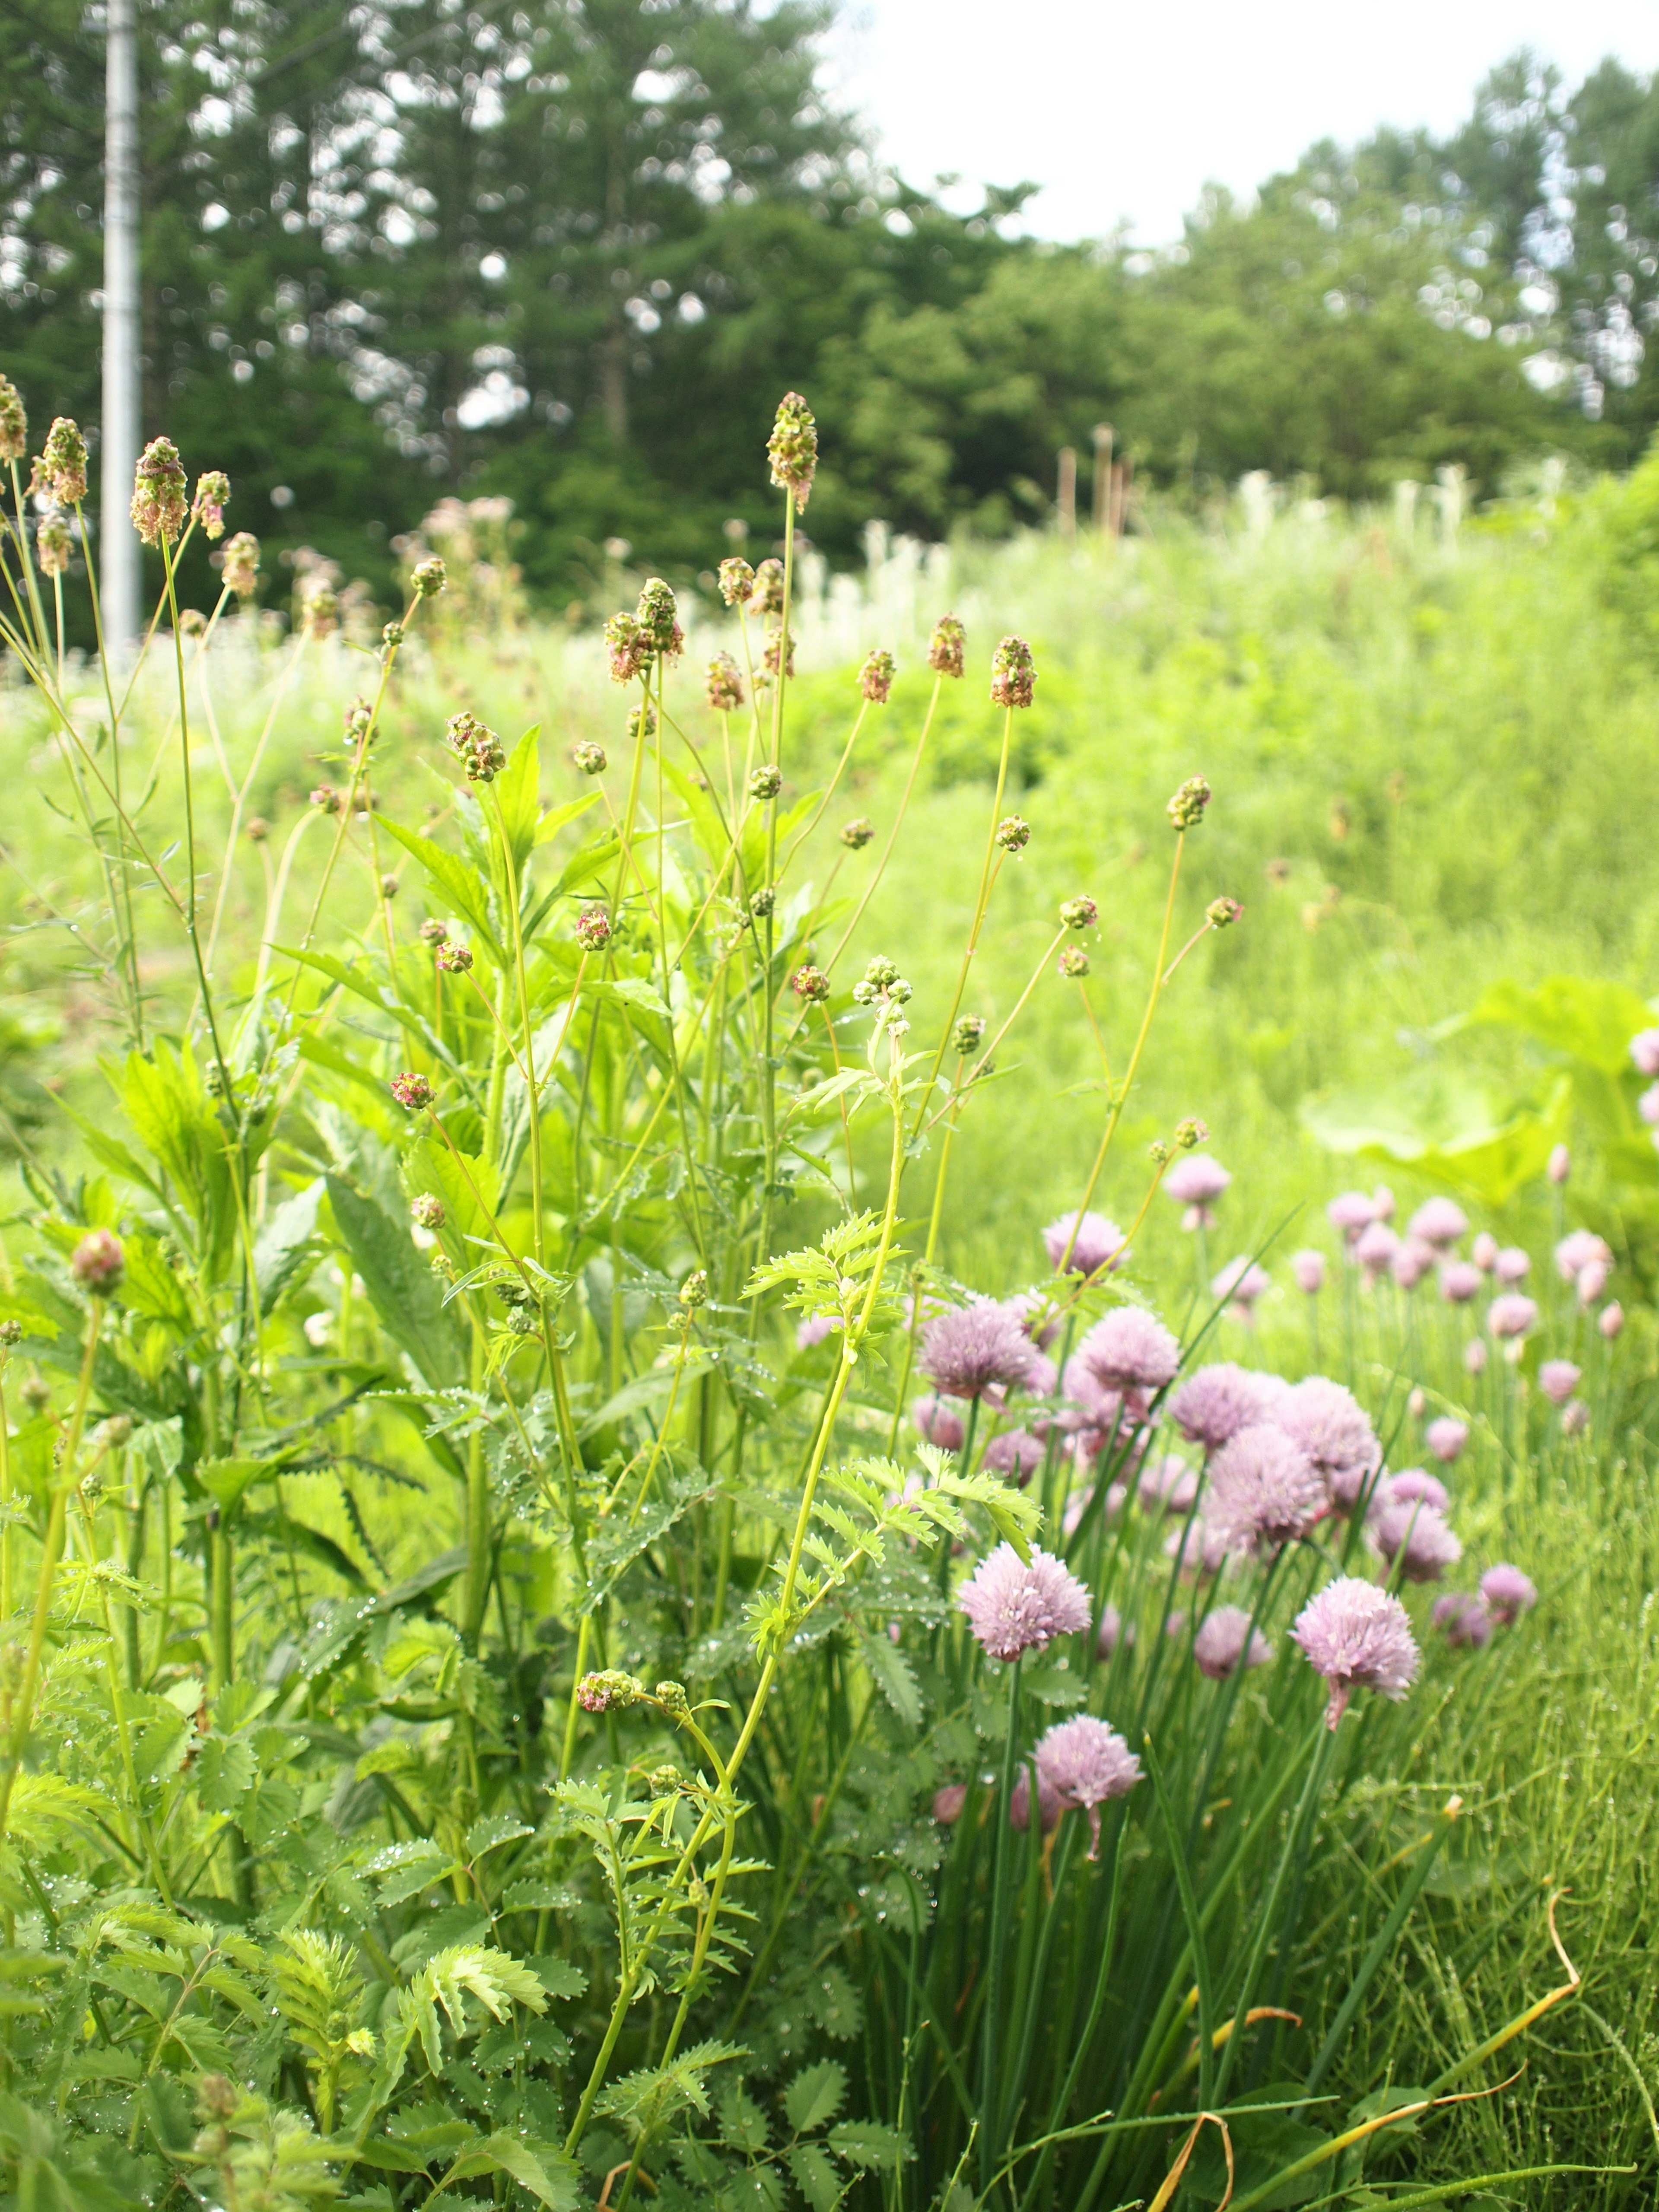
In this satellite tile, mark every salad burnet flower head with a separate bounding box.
[928,613,966,677]
[958,1544,1090,1660]
[1293,1576,1420,1728]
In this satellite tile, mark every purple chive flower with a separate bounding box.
[1193,1605,1274,1680]
[958,1544,1090,1660]
[1096,1603,1135,1659]
[913,1395,967,1452]
[1009,1767,1065,1835]
[1385,1468,1450,1511]
[1433,1592,1493,1648]
[1601,1302,1625,1340]
[1213,1255,1271,1314]
[1033,1716,1142,1856]
[1327,1190,1377,1240]
[1353,1220,1401,1279]
[1275,1376,1381,1516]
[1005,1290,1061,1351]
[1293,1576,1420,1728]
[797,1313,839,1351]
[1440,1260,1482,1304]
[1370,1498,1462,1583]
[1291,1249,1326,1294]
[1408,1197,1468,1249]
[1426,1421,1468,1468]
[1640,1083,1659,1129]
[1372,1185,1397,1221]
[1465,1338,1488,1374]
[1207,1424,1327,1553]
[1487,1294,1537,1341]
[1548,1143,1571,1183]
[1493,1246,1531,1285]
[1561,1399,1589,1435]
[1170,1362,1284,1453]
[1630,1028,1659,1078]
[1074,1308,1181,1394]
[1480,1563,1538,1625]
[932,1783,969,1824]
[1577,1259,1610,1306]
[1539,1359,1581,1405]
[1043,1210,1127,1277]
[1163,1155,1231,1230]
[1164,1516,1232,1579]
[1137,1453,1200,1514]
[983,1427,1045,1483]
[1390,1237,1436,1290]
[1472,1231,1497,1271]
[922,1301,1036,1401]
[1555,1229,1611,1283]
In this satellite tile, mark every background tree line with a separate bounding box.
[3,6,1659,601]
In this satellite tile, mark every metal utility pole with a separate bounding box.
[102,0,140,652]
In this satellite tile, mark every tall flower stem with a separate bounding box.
[824,674,943,977]
[912,707,1014,1142]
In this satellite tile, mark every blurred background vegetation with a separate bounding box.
[7,6,1659,604]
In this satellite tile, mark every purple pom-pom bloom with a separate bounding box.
[1480,1562,1537,1625]
[1274,1376,1380,1514]
[1433,1592,1493,1649]
[1555,1229,1611,1282]
[1426,1417,1469,1464]
[1213,1255,1271,1313]
[1207,1424,1327,1553]
[1370,1498,1461,1582]
[1033,1715,1142,1855]
[1164,1155,1231,1230]
[1170,1362,1282,1452]
[1328,1190,1377,1240]
[1383,1468,1449,1513]
[922,1301,1036,1400]
[1539,1359,1581,1405]
[983,1427,1045,1482]
[1354,1220,1400,1278]
[1601,1302,1625,1339]
[1291,1249,1326,1294]
[1487,1294,1537,1342]
[1630,1027,1659,1077]
[1043,1210,1126,1278]
[1137,1453,1200,1514]
[1074,1307,1180,1394]
[1493,1246,1531,1285]
[1194,1605,1273,1679]
[1293,1576,1420,1728]
[1439,1260,1482,1305]
[912,1395,966,1452]
[958,1544,1090,1660]
[1409,1197,1468,1249]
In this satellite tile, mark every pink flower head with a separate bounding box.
[1096,1602,1135,1659]
[1390,1237,1436,1290]
[983,1427,1045,1483]
[1555,1229,1611,1283]
[1034,1715,1141,1855]
[1164,1155,1231,1230]
[1293,1576,1420,1728]
[1004,1290,1061,1351]
[922,1301,1036,1401]
[1426,1417,1469,1464]
[1640,1083,1659,1129]
[1487,1294,1537,1342]
[1291,1249,1326,1294]
[1043,1210,1126,1278]
[1493,1247,1531,1286]
[1170,1362,1283,1453]
[932,1782,969,1824]
[1137,1452,1200,1514]
[1327,1190,1376,1239]
[1353,1220,1401,1278]
[1548,1144,1571,1184]
[1009,1767,1064,1835]
[1194,1604,1273,1679]
[1472,1231,1497,1272]
[1480,1562,1538,1624]
[1164,1516,1232,1579]
[1213,1255,1270,1312]
[1561,1398,1589,1435]
[1465,1337,1488,1374]
[1433,1592,1493,1649]
[1439,1259,1482,1305]
[1275,1376,1381,1515]
[1207,1424,1327,1553]
[1370,1498,1461,1582]
[1384,1468,1450,1512]
[1075,1307,1180,1395]
[1601,1301,1625,1340]
[1372,1184,1396,1221]
[1538,1359,1581,1405]
[1577,1259,1609,1307]
[912,1395,966,1452]
[1409,1197,1468,1249]
[958,1544,1090,1660]
[797,1313,839,1351]
[1630,1028,1659,1078]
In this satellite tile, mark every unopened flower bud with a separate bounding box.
[222,531,260,598]
[0,1321,20,1348]
[604,610,649,684]
[411,1195,445,1230]
[445,710,505,784]
[1148,1139,1172,1166]
[196,2074,239,2125]
[863,956,900,990]
[70,1228,125,1296]
[130,437,187,546]
[412,556,446,598]
[952,1015,985,1054]
[679,1271,708,1309]
[1207,896,1241,928]
[1548,1144,1571,1185]
[859,648,896,703]
[98,1414,133,1448]
[436,941,473,972]
[309,783,340,814]
[928,613,966,678]
[636,577,683,659]
[35,417,87,505]
[343,695,374,744]
[791,964,830,1003]
[990,635,1036,709]
[419,918,448,946]
[180,608,207,639]
[381,619,404,651]
[748,886,775,919]
[718,556,755,607]
[577,1668,645,1713]
[1175,1117,1210,1150]
[840,817,875,849]
[1168,775,1211,831]
[0,375,25,464]
[300,582,337,639]
[1057,946,1090,978]
[572,740,608,774]
[380,873,399,899]
[36,516,71,577]
[245,817,268,843]
[191,469,230,540]
[626,701,659,747]
[655,1678,691,1718]
[767,391,818,510]
[748,763,783,802]
[575,906,612,951]
[752,557,785,615]
[995,815,1030,852]
[390,1072,434,1111]
[1060,896,1097,930]
[20,1377,49,1413]
[706,653,744,712]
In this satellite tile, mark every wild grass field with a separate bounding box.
[2,444,1659,2209]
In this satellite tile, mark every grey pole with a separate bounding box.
[101,0,140,651]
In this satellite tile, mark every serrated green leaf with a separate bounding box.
[828,2120,905,2170]
[785,2059,848,2135]
[788,2142,847,2211]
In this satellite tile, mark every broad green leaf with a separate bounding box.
[788,2143,847,2212]
[493,725,543,868]
[196,1456,265,1513]
[785,2059,848,2135]
[465,1814,533,1859]
[254,1177,324,1311]
[827,2120,904,2170]
[375,816,507,966]
[534,788,603,849]
[326,1175,465,1389]
[1461,974,1655,1074]
[440,2133,581,2209]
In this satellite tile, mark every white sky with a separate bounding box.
[826,0,1659,245]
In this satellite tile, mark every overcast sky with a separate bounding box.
[826,0,1659,245]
